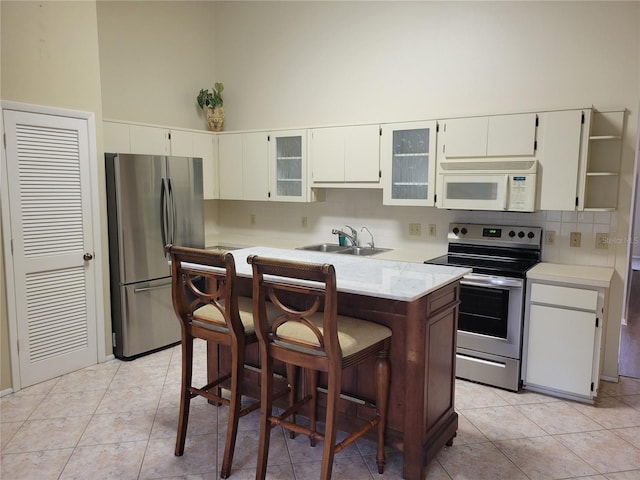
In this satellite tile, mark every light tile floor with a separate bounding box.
[2,340,640,480]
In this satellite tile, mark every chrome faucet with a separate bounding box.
[361,226,374,248]
[331,225,358,246]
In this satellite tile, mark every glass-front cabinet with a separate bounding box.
[269,130,307,202]
[381,121,437,206]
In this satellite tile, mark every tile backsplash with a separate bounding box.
[207,189,617,267]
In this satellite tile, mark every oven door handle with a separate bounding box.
[461,277,523,289]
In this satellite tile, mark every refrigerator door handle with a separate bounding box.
[168,177,177,245]
[160,177,169,249]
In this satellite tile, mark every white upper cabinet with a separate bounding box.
[103,121,217,200]
[218,133,244,200]
[440,113,537,158]
[269,130,308,202]
[537,109,585,211]
[170,129,218,200]
[309,124,380,186]
[129,124,170,155]
[103,121,131,153]
[242,132,270,202]
[218,130,319,202]
[381,121,437,206]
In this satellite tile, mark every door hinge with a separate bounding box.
[112,332,117,347]
[268,191,271,198]
[379,170,382,179]
[436,122,440,133]
[268,135,271,142]
[581,112,585,124]
[10,239,13,254]
[379,127,382,136]
[168,132,171,140]
[3,133,6,149]
[534,140,537,150]
[575,196,579,207]
[590,382,594,391]
[434,194,437,203]
[596,317,599,327]
[535,115,539,127]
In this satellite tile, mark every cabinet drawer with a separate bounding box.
[530,283,598,311]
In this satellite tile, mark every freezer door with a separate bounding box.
[110,154,169,283]
[166,156,204,248]
[114,278,180,359]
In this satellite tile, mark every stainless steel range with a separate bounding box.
[425,223,542,391]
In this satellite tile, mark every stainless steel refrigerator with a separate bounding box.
[105,153,204,359]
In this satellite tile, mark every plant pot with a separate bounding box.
[206,106,224,132]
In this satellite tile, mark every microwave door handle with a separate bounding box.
[503,174,509,210]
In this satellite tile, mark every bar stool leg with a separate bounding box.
[320,369,341,480]
[220,345,245,478]
[306,368,319,447]
[175,334,192,456]
[256,350,273,480]
[376,348,391,474]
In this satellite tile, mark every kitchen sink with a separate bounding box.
[298,243,349,253]
[298,244,392,256]
[336,246,393,256]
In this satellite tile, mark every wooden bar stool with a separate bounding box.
[248,255,392,480]
[167,245,290,479]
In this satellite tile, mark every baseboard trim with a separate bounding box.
[0,388,15,398]
[600,375,619,383]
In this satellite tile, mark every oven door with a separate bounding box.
[457,274,524,359]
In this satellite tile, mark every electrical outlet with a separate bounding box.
[595,233,609,249]
[301,216,308,228]
[250,214,256,225]
[409,223,422,236]
[428,224,437,237]
[545,230,556,245]
[570,232,581,247]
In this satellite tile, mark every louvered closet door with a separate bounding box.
[3,110,98,387]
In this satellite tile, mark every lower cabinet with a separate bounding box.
[522,279,608,403]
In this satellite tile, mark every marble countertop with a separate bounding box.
[526,262,614,288]
[225,246,470,302]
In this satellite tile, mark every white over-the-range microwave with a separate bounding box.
[436,159,538,212]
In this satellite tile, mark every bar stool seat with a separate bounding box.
[248,255,392,480]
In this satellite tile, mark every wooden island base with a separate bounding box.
[208,277,461,480]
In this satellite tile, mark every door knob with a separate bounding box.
[83,253,94,261]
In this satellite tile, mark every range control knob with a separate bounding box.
[528,231,535,239]
[508,230,516,237]
[518,231,525,238]
[452,227,459,235]
[460,227,468,235]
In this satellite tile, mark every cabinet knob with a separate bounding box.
[83,253,94,261]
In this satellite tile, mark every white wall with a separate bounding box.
[0,0,106,390]
[97,1,218,130]
[210,1,640,380]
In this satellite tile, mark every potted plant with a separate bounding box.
[197,82,224,131]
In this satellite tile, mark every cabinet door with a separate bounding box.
[310,127,345,183]
[441,117,488,158]
[526,303,596,398]
[129,124,170,155]
[218,133,243,200]
[242,132,269,201]
[381,121,437,206]
[538,110,583,211]
[269,130,307,202]
[103,121,131,153]
[344,124,380,183]
[170,130,217,200]
[487,113,537,157]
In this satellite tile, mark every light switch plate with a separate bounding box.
[570,232,581,247]
[595,233,609,249]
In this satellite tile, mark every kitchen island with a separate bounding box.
[206,246,469,480]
